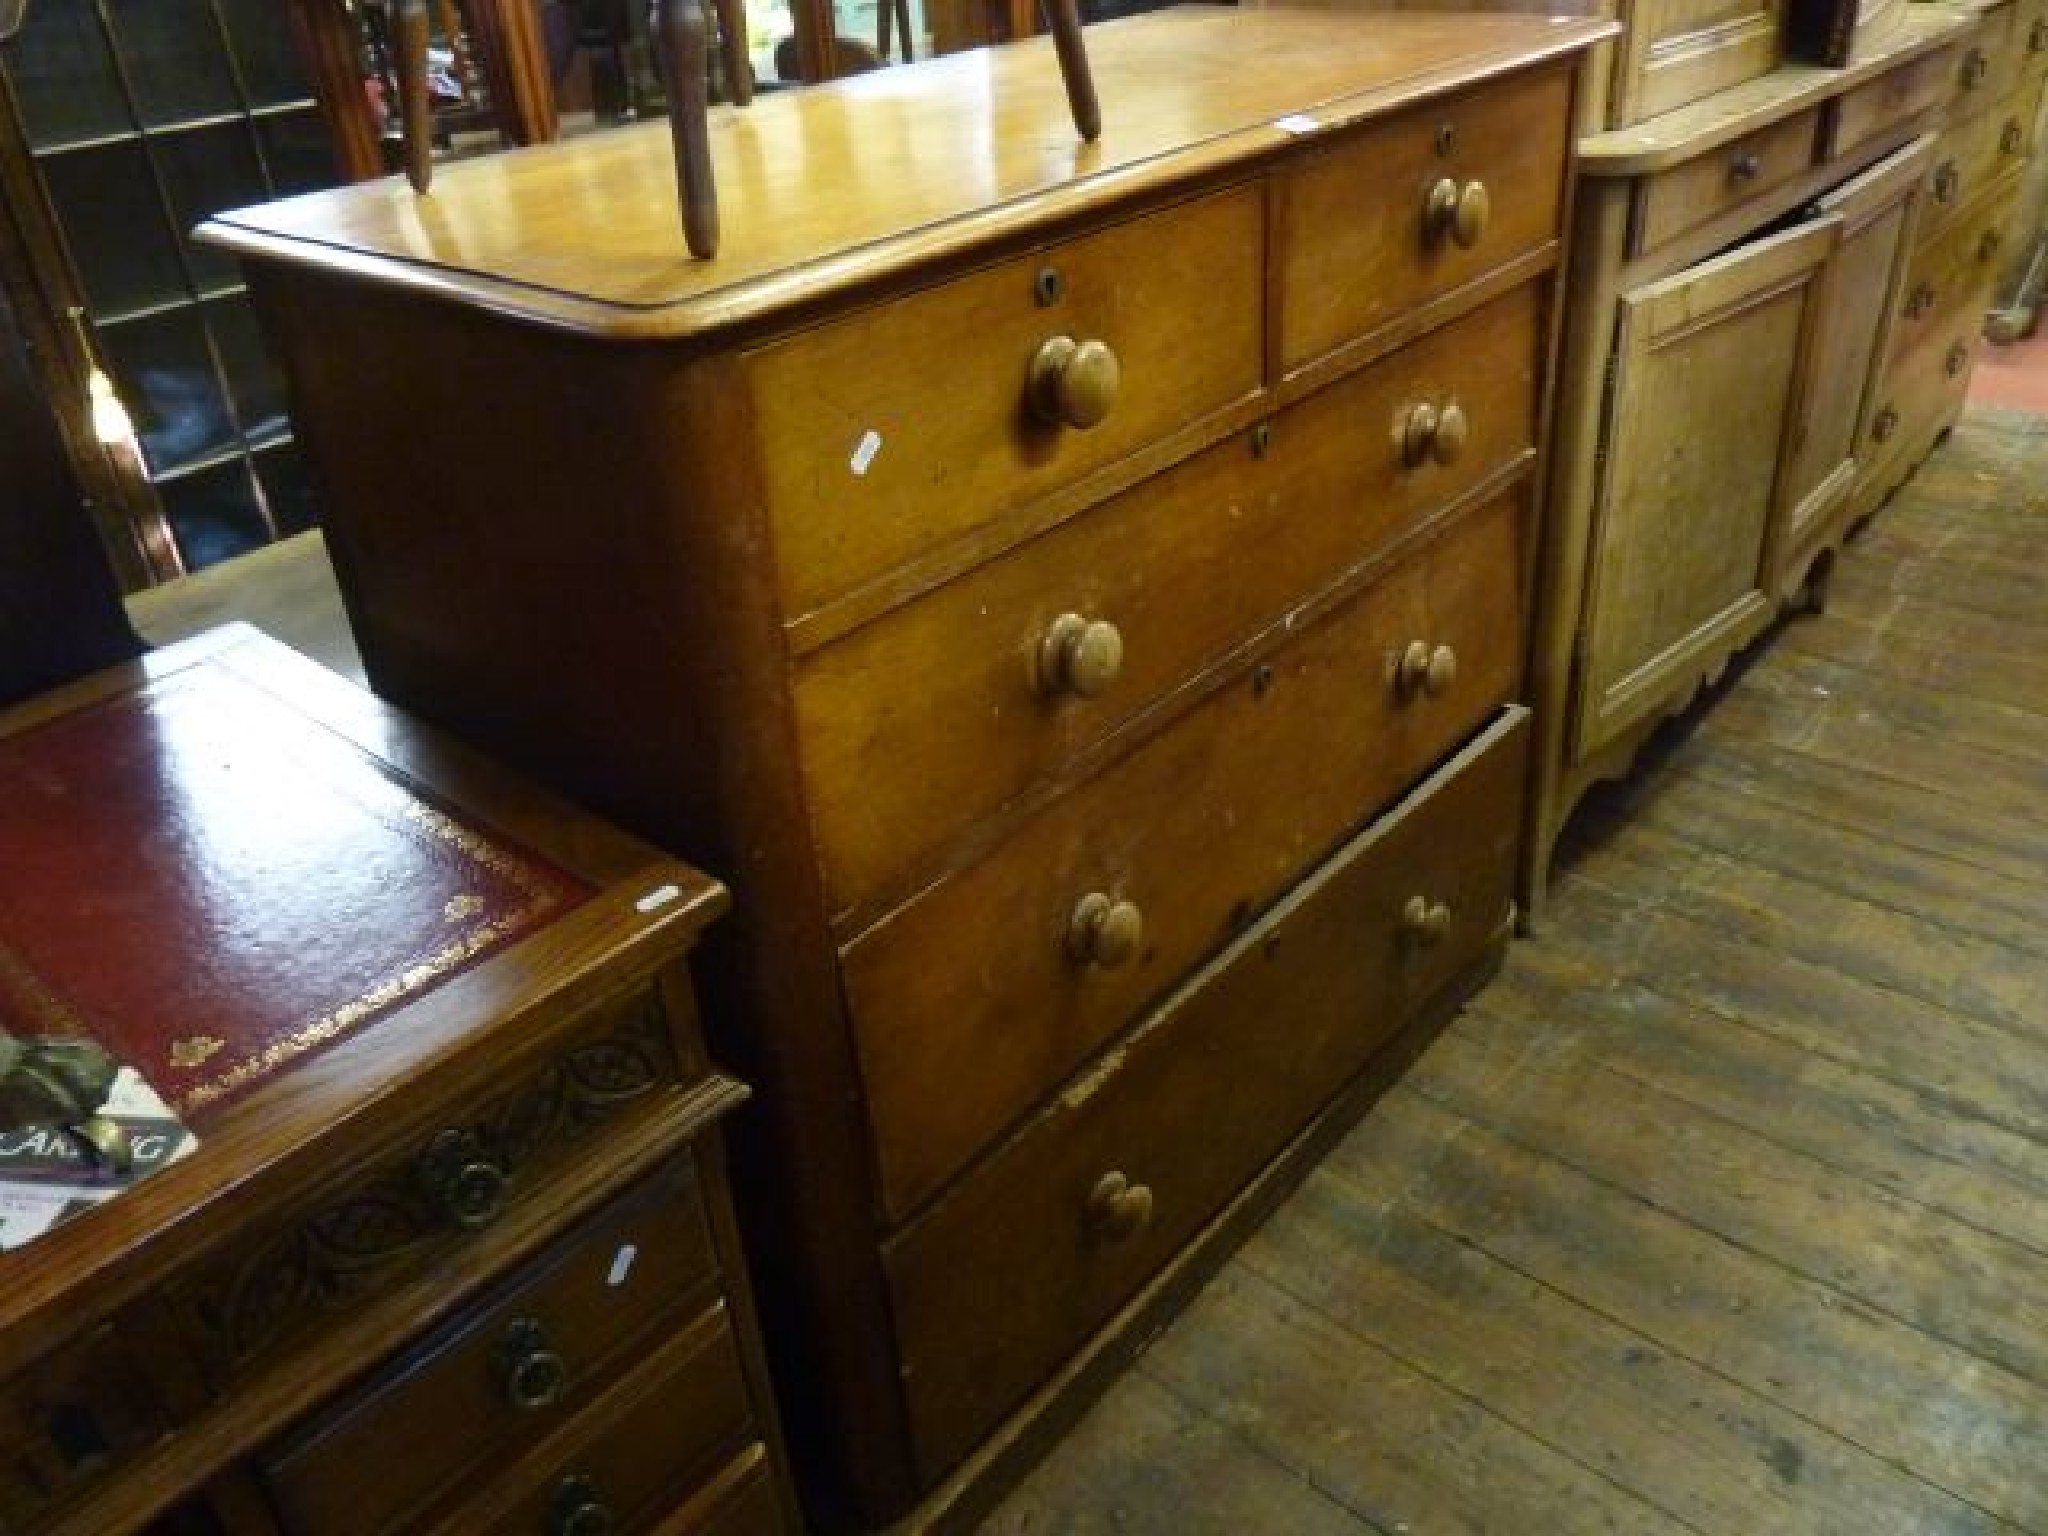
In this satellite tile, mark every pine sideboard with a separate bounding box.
[201,10,1611,1525]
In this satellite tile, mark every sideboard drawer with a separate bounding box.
[843,489,1526,1221]
[1922,95,2035,239]
[1633,107,1821,257]
[883,705,1529,1484]
[1825,44,1953,160]
[1275,62,1570,373]
[261,1155,717,1536]
[745,185,1264,620]
[1893,184,2014,361]
[794,281,1544,917]
[436,1301,756,1536]
[160,981,691,1393]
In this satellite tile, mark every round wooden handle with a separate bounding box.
[1872,406,1898,444]
[1906,281,1935,319]
[1396,400,1468,468]
[1068,892,1143,969]
[1399,894,1454,947]
[1728,152,1762,183]
[1038,612,1124,698]
[2031,16,2047,51]
[1979,228,2004,264]
[1086,1170,1155,1242]
[1962,47,1988,87]
[1946,341,1970,378]
[1396,640,1458,700]
[1933,161,1960,205]
[1425,177,1490,249]
[1430,401,1469,465]
[2002,119,2025,156]
[1029,335,1121,429]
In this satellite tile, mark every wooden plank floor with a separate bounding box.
[986,404,2048,1535]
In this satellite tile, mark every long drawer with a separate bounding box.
[1274,62,1570,373]
[844,488,1526,1221]
[260,1156,719,1535]
[744,186,1265,621]
[884,706,1530,1483]
[795,282,1544,918]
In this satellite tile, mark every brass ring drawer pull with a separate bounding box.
[550,1474,615,1536]
[1396,399,1469,468]
[1400,894,1454,947]
[1424,176,1490,249]
[1037,612,1124,698]
[499,1317,568,1412]
[1068,892,1144,969]
[417,1128,509,1230]
[1395,640,1458,701]
[1086,1170,1155,1242]
[1028,334,1121,429]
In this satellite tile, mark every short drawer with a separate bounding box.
[794,281,1545,917]
[429,1302,756,1536]
[884,706,1530,1484]
[844,488,1526,1222]
[744,186,1264,620]
[1633,107,1822,257]
[1893,185,2015,361]
[260,1155,718,1536]
[1920,95,2036,240]
[1947,5,2025,117]
[1867,316,1979,469]
[1824,44,1953,160]
[0,1322,175,1531]
[1274,62,1570,374]
[159,982,690,1391]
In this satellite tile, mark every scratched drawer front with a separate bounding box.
[449,1303,756,1536]
[1825,45,1954,160]
[885,706,1529,1484]
[261,1155,717,1536]
[844,489,1525,1222]
[1274,62,1569,374]
[1633,107,1822,257]
[794,282,1544,919]
[744,186,1264,622]
[160,983,687,1392]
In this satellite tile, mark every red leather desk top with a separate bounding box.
[0,655,591,1122]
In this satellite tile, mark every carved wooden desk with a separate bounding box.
[0,626,791,1534]
[201,9,1612,1525]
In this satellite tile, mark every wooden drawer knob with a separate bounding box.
[1946,341,1970,378]
[1068,892,1143,969]
[1905,281,1936,319]
[417,1128,509,1230]
[1400,894,1454,947]
[1086,1170,1155,1242]
[1396,400,1469,468]
[1961,46,1989,88]
[1933,161,1960,205]
[550,1474,615,1536]
[2032,15,2047,51]
[1396,640,1458,700]
[1728,151,1762,184]
[2002,119,2026,156]
[1424,177,1490,249]
[1029,335,1121,429]
[1872,405,1899,443]
[1038,612,1124,698]
[499,1317,568,1412]
[1980,228,2004,263]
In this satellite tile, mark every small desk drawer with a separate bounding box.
[433,1302,756,1536]
[261,1155,718,1536]
[160,982,691,1393]
[844,489,1526,1222]
[745,186,1264,620]
[1921,91,2036,239]
[1633,107,1822,257]
[794,282,1545,918]
[883,706,1530,1483]
[1825,45,1953,160]
[1274,63,1570,373]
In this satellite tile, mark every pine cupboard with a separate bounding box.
[201,10,1610,1526]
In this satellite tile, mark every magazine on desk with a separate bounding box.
[0,1066,197,1252]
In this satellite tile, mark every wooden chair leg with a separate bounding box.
[395,0,434,191]
[652,0,720,257]
[713,0,753,103]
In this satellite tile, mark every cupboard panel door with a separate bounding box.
[1574,217,1837,759]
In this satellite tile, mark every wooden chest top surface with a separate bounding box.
[197,6,1611,341]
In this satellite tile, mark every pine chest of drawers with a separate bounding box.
[201,9,1609,1525]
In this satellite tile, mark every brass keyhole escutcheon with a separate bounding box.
[1086,1170,1155,1242]
[1434,122,1457,156]
[1034,265,1065,307]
